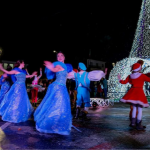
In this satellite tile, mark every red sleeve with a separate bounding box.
[143,74,150,82]
[119,75,130,84]
[145,73,150,77]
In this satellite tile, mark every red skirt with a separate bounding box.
[120,87,149,107]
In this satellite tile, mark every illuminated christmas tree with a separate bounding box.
[108,0,150,100]
[129,0,150,59]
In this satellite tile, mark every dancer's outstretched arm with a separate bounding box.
[44,61,63,72]
[37,68,42,79]
[118,74,130,84]
[1,73,8,82]
[0,63,37,78]
[0,63,17,74]
[26,72,37,78]
[0,73,8,83]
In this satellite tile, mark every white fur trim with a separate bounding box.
[120,99,149,107]
[133,65,141,71]
[130,72,142,79]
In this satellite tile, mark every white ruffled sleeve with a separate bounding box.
[67,71,75,79]
[88,70,105,81]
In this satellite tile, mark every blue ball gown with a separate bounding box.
[34,62,72,135]
[0,75,11,104]
[0,72,34,123]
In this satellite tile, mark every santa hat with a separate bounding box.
[131,63,141,71]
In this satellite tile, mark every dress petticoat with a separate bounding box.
[0,73,34,123]
[30,84,45,92]
[120,73,150,107]
[34,70,72,135]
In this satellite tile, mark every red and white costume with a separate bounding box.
[120,64,150,107]
[31,70,42,103]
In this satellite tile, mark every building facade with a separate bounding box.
[0,60,28,76]
[87,59,105,71]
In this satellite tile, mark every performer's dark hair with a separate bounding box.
[14,60,24,68]
[137,60,144,66]
[6,66,12,71]
[57,51,65,57]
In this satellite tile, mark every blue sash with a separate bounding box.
[45,61,73,80]
[11,67,27,83]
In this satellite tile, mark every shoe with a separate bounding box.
[81,111,91,121]
[129,118,136,128]
[74,107,80,119]
[136,120,146,130]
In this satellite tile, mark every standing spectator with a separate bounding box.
[94,83,97,97]
[43,82,47,90]
[39,79,43,86]
[42,82,48,95]
[90,81,95,97]
[69,79,77,113]
[102,77,108,98]
[48,79,53,85]
[97,81,103,98]
[6,64,12,71]
[66,79,70,92]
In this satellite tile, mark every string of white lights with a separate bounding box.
[108,0,150,100]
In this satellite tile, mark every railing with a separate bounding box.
[90,98,114,107]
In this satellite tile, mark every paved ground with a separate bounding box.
[1,102,150,149]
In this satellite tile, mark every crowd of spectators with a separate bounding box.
[90,78,108,98]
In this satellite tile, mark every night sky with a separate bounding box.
[0,1,142,72]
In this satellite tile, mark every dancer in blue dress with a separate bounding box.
[34,52,73,135]
[0,73,11,104]
[0,60,37,123]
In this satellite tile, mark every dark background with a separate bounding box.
[0,1,142,73]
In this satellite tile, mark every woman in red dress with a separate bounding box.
[118,63,150,130]
[31,68,42,107]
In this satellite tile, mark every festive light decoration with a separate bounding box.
[108,58,150,100]
[129,0,150,59]
[108,0,150,100]
[90,98,114,107]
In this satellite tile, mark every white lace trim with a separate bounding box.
[120,99,149,107]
